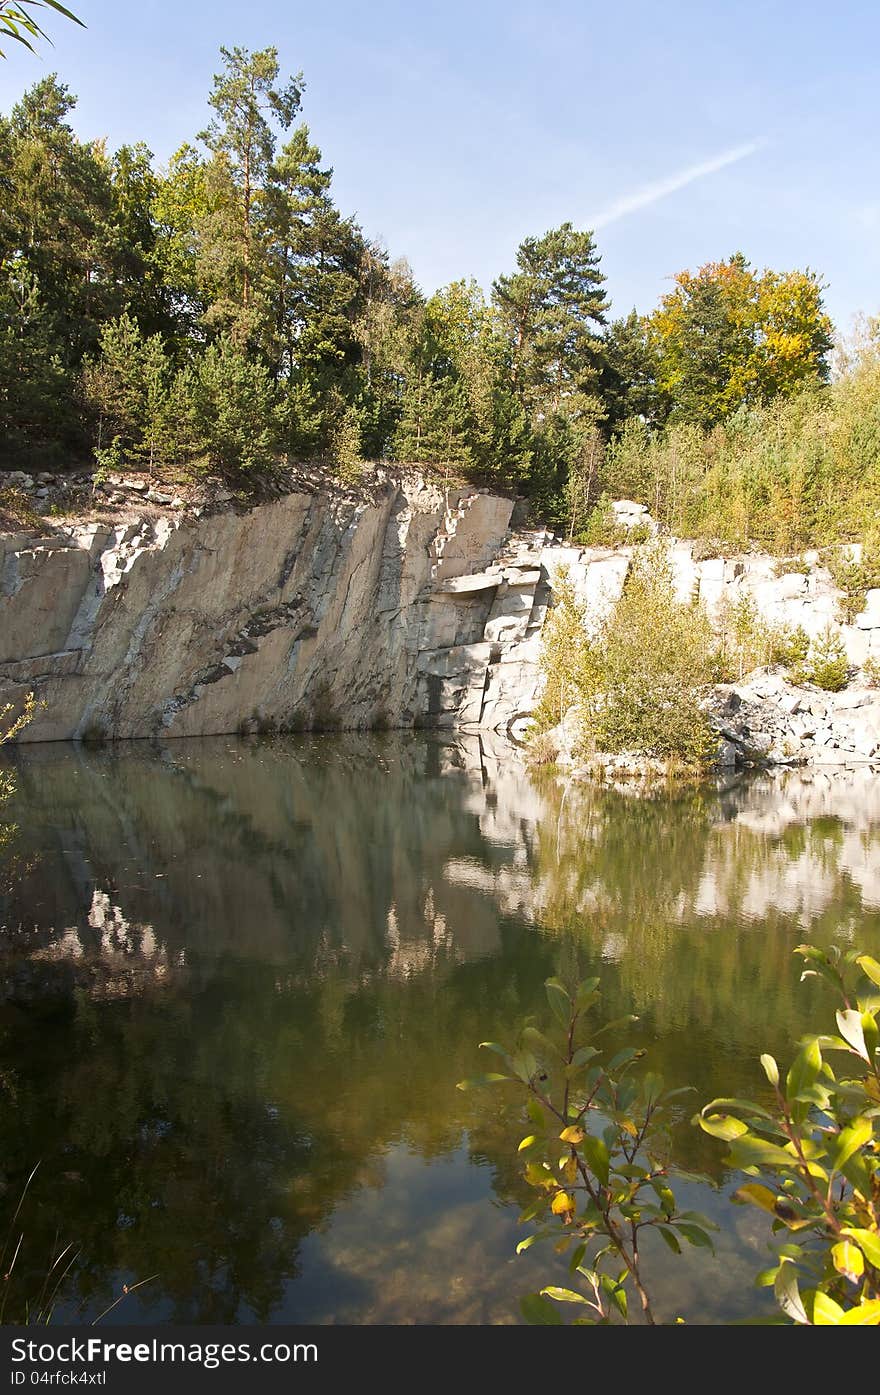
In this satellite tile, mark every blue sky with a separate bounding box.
[2,1,878,330]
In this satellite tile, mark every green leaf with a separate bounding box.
[836,1009,870,1061]
[568,1242,587,1274]
[699,1096,774,1121]
[760,1054,779,1087]
[829,1117,872,1174]
[575,978,600,1011]
[794,944,844,994]
[520,1292,564,1325]
[657,1226,681,1254]
[478,1041,511,1062]
[774,1259,808,1324]
[516,1234,540,1254]
[545,978,572,1028]
[518,1134,539,1152]
[527,1097,547,1130]
[674,1221,714,1251]
[608,1047,643,1073]
[541,1286,589,1304]
[698,1112,749,1141]
[599,1275,627,1320]
[856,954,880,989]
[593,1014,639,1038]
[580,1134,610,1187]
[726,1134,795,1171]
[521,1026,559,1061]
[785,1037,822,1103]
[569,1045,599,1070]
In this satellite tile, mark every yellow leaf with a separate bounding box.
[812,1292,844,1325]
[559,1126,585,1144]
[551,1191,575,1216]
[732,1183,778,1215]
[837,1300,880,1325]
[832,1240,864,1283]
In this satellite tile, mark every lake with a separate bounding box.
[1,733,879,1324]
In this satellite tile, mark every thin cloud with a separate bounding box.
[588,140,766,230]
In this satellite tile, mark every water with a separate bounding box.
[1,733,879,1325]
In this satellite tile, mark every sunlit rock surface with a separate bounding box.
[2,472,880,750]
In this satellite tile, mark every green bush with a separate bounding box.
[586,545,717,766]
[535,545,718,768]
[532,568,591,734]
[188,336,282,476]
[797,625,849,692]
[696,945,880,1326]
[462,944,880,1325]
[458,972,710,1324]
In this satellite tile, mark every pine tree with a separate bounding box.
[493,222,609,422]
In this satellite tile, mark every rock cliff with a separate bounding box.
[1,470,532,742]
[2,470,880,760]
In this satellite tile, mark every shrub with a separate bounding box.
[188,336,282,476]
[799,625,849,692]
[536,545,718,768]
[532,569,590,733]
[713,594,811,683]
[863,656,880,688]
[582,544,717,766]
[695,945,880,1326]
[462,944,880,1325]
[458,972,710,1324]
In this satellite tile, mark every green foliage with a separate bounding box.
[0,51,863,528]
[458,973,711,1323]
[0,693,35,858]
[826,546,880,624]
[536,545,717,767]
[647,252,833,430]
[585,547,717,765]
[712,592,809,683]
[604,355,880,550]
[0,1,82,58]
[796,625,849,692]
[863,656,880,689]
[82,312,171,470]
[695,945,880,1325]
[532,568,589,732]
[186,336,281,476]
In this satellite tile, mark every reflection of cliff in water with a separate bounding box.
[0,735,879,1323]
[4,736,880,987]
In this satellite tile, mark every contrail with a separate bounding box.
[588,140,766,230]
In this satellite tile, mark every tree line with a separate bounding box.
[2,43,869,541]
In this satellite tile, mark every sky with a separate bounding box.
[2,0,879,331]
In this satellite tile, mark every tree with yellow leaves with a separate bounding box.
[647,252,833,429]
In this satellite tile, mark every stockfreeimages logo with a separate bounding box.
[10,1338,317,1372]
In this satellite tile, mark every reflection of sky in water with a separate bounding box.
[0,734,878,1324]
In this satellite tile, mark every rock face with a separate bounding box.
[2,473,880,756]
[1,472,530,743]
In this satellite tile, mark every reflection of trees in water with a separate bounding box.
[0,938,557,1321]
[0,738,879,1320]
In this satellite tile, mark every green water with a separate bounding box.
[1,733,879,1325]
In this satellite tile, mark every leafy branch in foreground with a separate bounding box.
[458,975,713,1324]
[0,2,83,58]
[696,945,880,1325]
